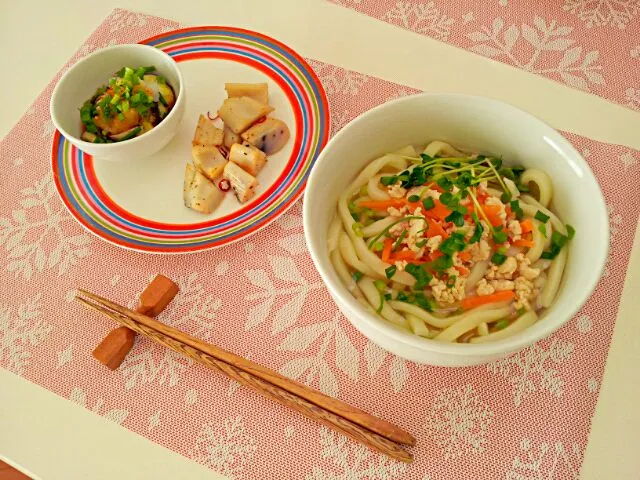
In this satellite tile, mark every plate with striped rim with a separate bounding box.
[51,26,330,253]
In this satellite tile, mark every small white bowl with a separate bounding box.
[50,44,185,161]
[303,93,608,367]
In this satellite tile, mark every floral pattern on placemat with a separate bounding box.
[330,0,640,110]
[1,8,640,480]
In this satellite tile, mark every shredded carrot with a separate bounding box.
[423,199,451,221]
[458,251,471,262]
[461,290,515,310]
[381,238,393,263]
[520,219,533,233]
[358,199,405,210]
[390,250,416,261]
[481,204,503,227]
[429,250,444,261]
[406,201,421,212]
[425,218,449,238]
[454,265,470,276]
[512,239,534,248]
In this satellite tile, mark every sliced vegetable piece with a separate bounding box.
[241,117,290,155]
[223,161,258,203]
[192,144,228,181]
[520,219,533,233]
[381,238,393,263]
[223,124,242,148]
[193,114,224,147]
[512,239,534,248]
[460,290,515,310]
[225,83,268,104]
[217,96,274,134]
[228,143,267,176]
[183,163,225,214]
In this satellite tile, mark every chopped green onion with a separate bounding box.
[538,223,547,238]
[492,229,508,244]
[491,252,507,265]
[566,224,576,239]
[396,291,410,302]
[372,242,384,252]
[551,231,568,249]
[352,271,363,282]
[120,100,130,112]
[412,292,434,312]
[416,239,428,248]
[118,113,125,121]
[500,192,511,203]
[439,232,466,255]
[405,263,433,290]
[510,200,524,220]
[430,255,454,272]
[408,195,420,203]
[446,275,457,288]
[385,265,397,279]
[374,280,386,292]
[123,67,135,84]
[352,222,364,237]
[422,197,435,210]
[495,319,510,330]
[535,210,550,223]
[540,250,556,260]
[516,307,527,316]
[384,293,392,301]
[392,230,407,251]
[359,185,368,196]
[376,292,384,313]
[156,75,166,84]
[158,93,168,107]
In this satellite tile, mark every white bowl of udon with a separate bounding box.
[304,93,608,366]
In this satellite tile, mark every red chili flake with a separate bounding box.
[207,111,219,121]
[219,146,229,159]
[254,116,267,124]
[218,179,231,192]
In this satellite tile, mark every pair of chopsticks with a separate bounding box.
[76,290,415,462]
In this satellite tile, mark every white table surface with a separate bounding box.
[1,1,639,479]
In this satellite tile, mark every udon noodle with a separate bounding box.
[328,141,574,343]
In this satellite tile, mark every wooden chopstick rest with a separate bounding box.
[92,274,179,370]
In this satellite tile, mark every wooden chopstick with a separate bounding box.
[76,291,414,463]
[77,288,414,446]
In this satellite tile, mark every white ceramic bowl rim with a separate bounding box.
[304,92,609,359]
[50,44,184,149]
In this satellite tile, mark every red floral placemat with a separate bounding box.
[331,0,640,111]
[1,8,639,480]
